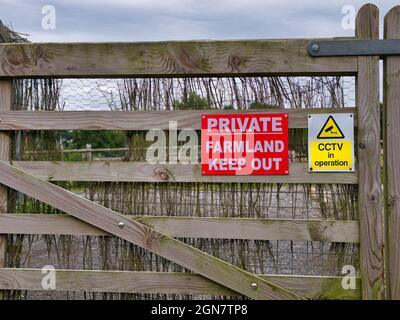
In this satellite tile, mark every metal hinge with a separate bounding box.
[308,40,400,58]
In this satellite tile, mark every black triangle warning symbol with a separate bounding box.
[317,116,345,139]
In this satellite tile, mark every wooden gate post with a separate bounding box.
[0,80,12,299]
[384,5,400,300]
[356,4,385,299]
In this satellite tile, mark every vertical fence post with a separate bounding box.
[84,143,92,161]
[355,4,385,299]
[0,80,12,299]
[384,5,400,300]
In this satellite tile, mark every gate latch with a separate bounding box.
[308,40,400,58]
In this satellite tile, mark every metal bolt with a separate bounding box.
[160,172,168,180]
[359,142,366,149]
[118,222,125,229]
[311,44,320,52]
[251,282,258,290]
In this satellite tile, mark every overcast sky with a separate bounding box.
[0,0,398,42]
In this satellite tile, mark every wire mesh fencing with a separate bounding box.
[4,75,359,300]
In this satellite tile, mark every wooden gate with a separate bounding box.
[0,3,395,299]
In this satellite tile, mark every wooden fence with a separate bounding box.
[27,145,130,161]
[0,3,398,299]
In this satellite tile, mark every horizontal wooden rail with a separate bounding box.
[11,161,358,184]
[63,147,128,153]
[0,108,356,131]
[27,148,129,154]
[0,214,359,242]
[0,38,357,78]
[0,268,360,299]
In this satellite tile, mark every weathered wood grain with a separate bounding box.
[0,39,357,78]
[12,161,358,184]
[0,214,360,243]
[0,268,361,299]
[0,108,357,130]
[0,161,304,300]
[0,80,12,274]
[384,5,400,300]
[356,4,384,300]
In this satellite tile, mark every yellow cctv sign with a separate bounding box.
[308,114,354,172]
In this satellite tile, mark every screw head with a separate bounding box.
[251,282,258,290]
[311,44,320,52]
[118,222,125,228]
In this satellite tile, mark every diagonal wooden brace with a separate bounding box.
[0,161,304,300]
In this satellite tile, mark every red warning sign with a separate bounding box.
[201,113,289,175]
